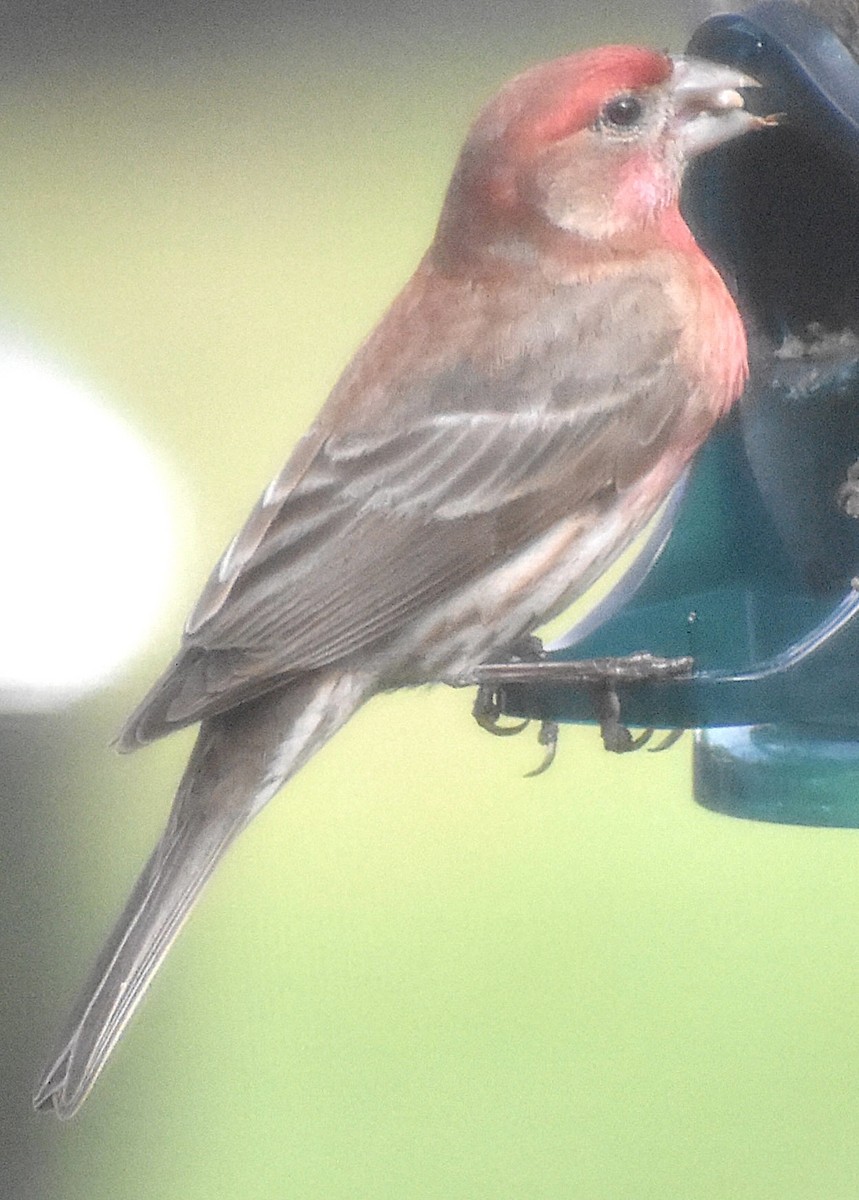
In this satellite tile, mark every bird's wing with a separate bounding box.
[119,268,696,745]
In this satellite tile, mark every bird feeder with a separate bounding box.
[486,1,859,826]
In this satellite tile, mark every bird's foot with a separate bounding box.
[472,637,556,770]
[586,659,689,754]
[473,684,558,775]
[470,635,547,735]
[590,680,653,754]
[472,684,530,737]
[473,650,691,762]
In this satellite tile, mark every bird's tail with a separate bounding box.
[33,669,369,1119]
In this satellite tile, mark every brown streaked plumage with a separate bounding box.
[35,45,767,1118]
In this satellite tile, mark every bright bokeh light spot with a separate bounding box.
[0,347,178,708]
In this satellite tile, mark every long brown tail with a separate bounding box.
[33,670,368,1119]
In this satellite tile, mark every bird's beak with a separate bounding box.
[668,55,774,157]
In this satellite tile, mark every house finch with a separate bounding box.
[35,45,766,1117]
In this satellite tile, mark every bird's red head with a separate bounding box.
[433,45,762,270]
[487,46,674,149]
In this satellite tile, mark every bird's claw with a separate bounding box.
[473,686,559,775]
[473,639,563,773]
[590,683,685,754]
[524,720,559,777]
[648,727,684,753]
[471,636,549,735]
[472,684,530,736]
[592,682,651,753]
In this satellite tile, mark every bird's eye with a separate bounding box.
[599,94,644,130]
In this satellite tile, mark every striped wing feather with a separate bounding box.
[119,266,697,747]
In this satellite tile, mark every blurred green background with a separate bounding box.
[5,3,859,1198]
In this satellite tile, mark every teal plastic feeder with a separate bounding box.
[492,2,859,826]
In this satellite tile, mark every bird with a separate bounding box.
[34,44,768,1118]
